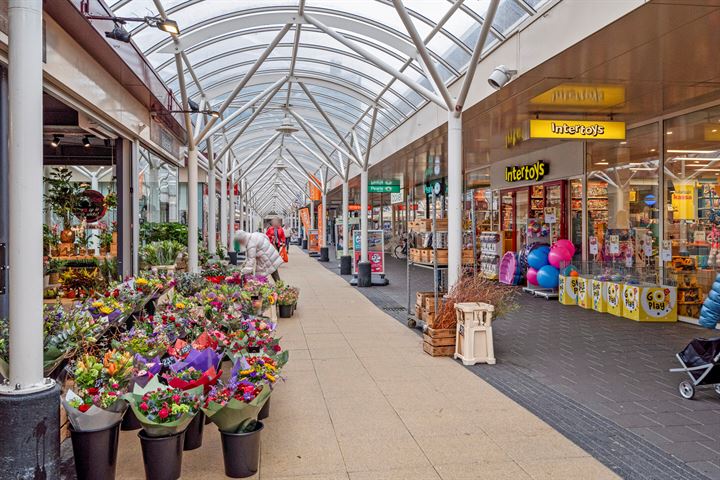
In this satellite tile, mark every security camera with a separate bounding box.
[488,65,517,89]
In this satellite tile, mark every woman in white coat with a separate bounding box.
[236,230,284,281]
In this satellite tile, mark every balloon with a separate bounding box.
[570,270,579,277]
[548,245,571,268]
[527,267,538,285]
[555,239,576,257]
[537,265,560,289]
[562,265,578,276]
[527,246,550,270]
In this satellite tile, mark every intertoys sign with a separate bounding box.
[505,160,548,183]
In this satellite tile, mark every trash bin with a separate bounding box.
[454,302,495,365]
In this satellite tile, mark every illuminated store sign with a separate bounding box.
[530,84,625,108]
[505,160,548,183]
[530,119,626,140]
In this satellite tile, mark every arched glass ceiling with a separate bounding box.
[108,0,547,214]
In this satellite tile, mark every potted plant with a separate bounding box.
[46,258,65,285]
[124,376,202,480]
[43,224,60,256]
[44,167,83,243]
[62,350,132,480]
[276,282,299,318]
[98,222,114,256]
[75,227,94,257]
[203,359,274,478]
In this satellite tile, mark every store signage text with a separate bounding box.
[368,178,400,193]
[529,119,626,140]
[505,160,548,183]
[530,84,626,108]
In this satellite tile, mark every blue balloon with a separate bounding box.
[537,265,559,289]
[528,247,550,270]
[562,265,578,276]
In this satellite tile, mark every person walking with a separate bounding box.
[266,217,288,261]
[235,230,283,281]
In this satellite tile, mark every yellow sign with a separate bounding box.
[671,181,696,221]
[577,277,592,309]
[558,275,579,305]
[530,119,626,140]
[623,285,677,322]
[530,84,625,108]
[704,124,720,141]
[606,281,624,317]
[591,279,608,313]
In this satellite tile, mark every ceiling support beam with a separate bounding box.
[289,133,342,177]
[296,81,363,168]
[364,107,378,169]
[228,132,280,177]
[455,0,500,115]
[286,108,357,167]
[216,78,286,160]
[393,0,455,111]
[201,76,288,143]
[195,23,293,144]
[283,148,323,190]
[237,144,282,181]
[303,13,447,108]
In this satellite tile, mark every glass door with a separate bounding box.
[516,190,529,251]
[569,178,583,261]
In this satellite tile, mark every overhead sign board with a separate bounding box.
[368,185,400,193]
[530,84,626,108]
[369,179,400,186]
[529,119,626,140]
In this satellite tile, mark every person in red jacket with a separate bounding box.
[266,217,286,252]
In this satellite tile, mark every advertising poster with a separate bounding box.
[308,229,320,253]
[352,230,385,274]
[299,208,311,231]
[671,181,696,220]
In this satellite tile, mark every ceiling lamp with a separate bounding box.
[82,136,91,148]
[275,158,287,170]
[276,120,298,135]
[50,135,62,147]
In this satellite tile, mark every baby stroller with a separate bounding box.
[669,337,720,399]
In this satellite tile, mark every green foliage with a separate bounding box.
[140,222,189,245]
[99,257,121,284]
[44,167,84,228]
[174,272,207,297]
[45,258,66,275]
[141,240,186,267]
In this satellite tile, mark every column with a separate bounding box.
[219,154,228,253]
[310,199,315,229]
[207,152,216,255]
[319,188,329,262]
[187,147,199,273]
[1,1,60,476]
[447,112,463,287]
[360,169,369,262]
[342,180,349,255]
[228,171,236,251]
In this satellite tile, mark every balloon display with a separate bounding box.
[537,265,560,288]
[555,239,576,257]
[527,246,550,270]
[548,245,571,268]
[527,267,538,285]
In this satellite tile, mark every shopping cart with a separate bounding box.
[669,337,720,399]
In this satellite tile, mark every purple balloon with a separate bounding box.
[527,267,539,285]
[548,246,572,268]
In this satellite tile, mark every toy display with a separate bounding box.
[537,265,560,289]
[527,267,538,286]
[527,245,550,270]
[699,273,720,329]
[577,276,591,309]
[558,273,579,304]
[499,251,522,285]
[623,284,678,322]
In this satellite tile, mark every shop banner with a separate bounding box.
[529,119,626,140]
[352,230,384,274]
[298,208,311,231]
[309,176,322,201]
[671,181,696,220]
[317,203,323,247]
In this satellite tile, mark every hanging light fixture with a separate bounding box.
[82,136,91,148]
[276,119,298,135]
[50,135,62,147]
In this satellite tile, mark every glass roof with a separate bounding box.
[109,0,546,213]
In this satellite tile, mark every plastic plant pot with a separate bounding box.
[138,429,185,480]
[183,411,205,450]
[278,304,293,318]
[220,421,265,478]
[121,406,142,431]
[69,421,121,480]
[258,397,271,420]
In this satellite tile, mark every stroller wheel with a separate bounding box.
[679,381,695,399]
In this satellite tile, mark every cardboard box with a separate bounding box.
[577,276,592,309]
[606,281,624,317]
[558,275,579,305]
[590,279,608,313]
[622,284,677,322]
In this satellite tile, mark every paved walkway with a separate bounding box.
[244,248,616,479]
[319,249,720,480]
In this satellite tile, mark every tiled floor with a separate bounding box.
[212,248,616,479]
[319,248,720,479]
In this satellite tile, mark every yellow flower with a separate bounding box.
[267,295,276,305]
[92,301,103,308]
[135,278,148,286]
[100,306,114,315]
[175,302,185,309]
[240,369,252,376]
[266,364,276,371]
[266,374,276,382]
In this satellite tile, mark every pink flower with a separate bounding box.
[158,408,169,419]
[139,402,148,411]
[78,404,91,413]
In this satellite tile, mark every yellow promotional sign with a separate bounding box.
[606,281,624,317]
[671,181,696,220]
[558,275,579,305]
[530,84,625,108]
[623,285,677,322]
[577,277,592,309]
[530,119,626,140]
[591,279,608,313]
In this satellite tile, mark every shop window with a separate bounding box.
[586,123,660,270]
[138,146,178,226]
[663,106,720,318]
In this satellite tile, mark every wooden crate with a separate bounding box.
[429,249,448,264]
[415,305,422,319]
[422,327,455,357]
[424,296,438,312]
[416,291,435,307]
[409,248,421,263]
[419,249,431,263]
[421,308,435,324]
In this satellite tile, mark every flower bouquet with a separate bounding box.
[124,376,202,437]
[132,353,162,388]
[62,350,133,431]
[164,348,222,394]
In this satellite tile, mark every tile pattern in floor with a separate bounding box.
[318,249,720,480]
[245,248,618,479]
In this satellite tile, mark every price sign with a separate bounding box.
[661,240,672,261]
[589,236,599,255]
[608,235,620,255]
[643,234,653,257]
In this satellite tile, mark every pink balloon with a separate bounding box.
[555,239,576,257]
[548,246,572,268]
[527,267,539,285]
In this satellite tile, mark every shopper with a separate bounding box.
[235,230,283,282]
[266,217,286,251]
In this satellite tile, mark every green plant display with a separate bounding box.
[140,222,189,245]
[44,167,84,229]
[141,240,186,267]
